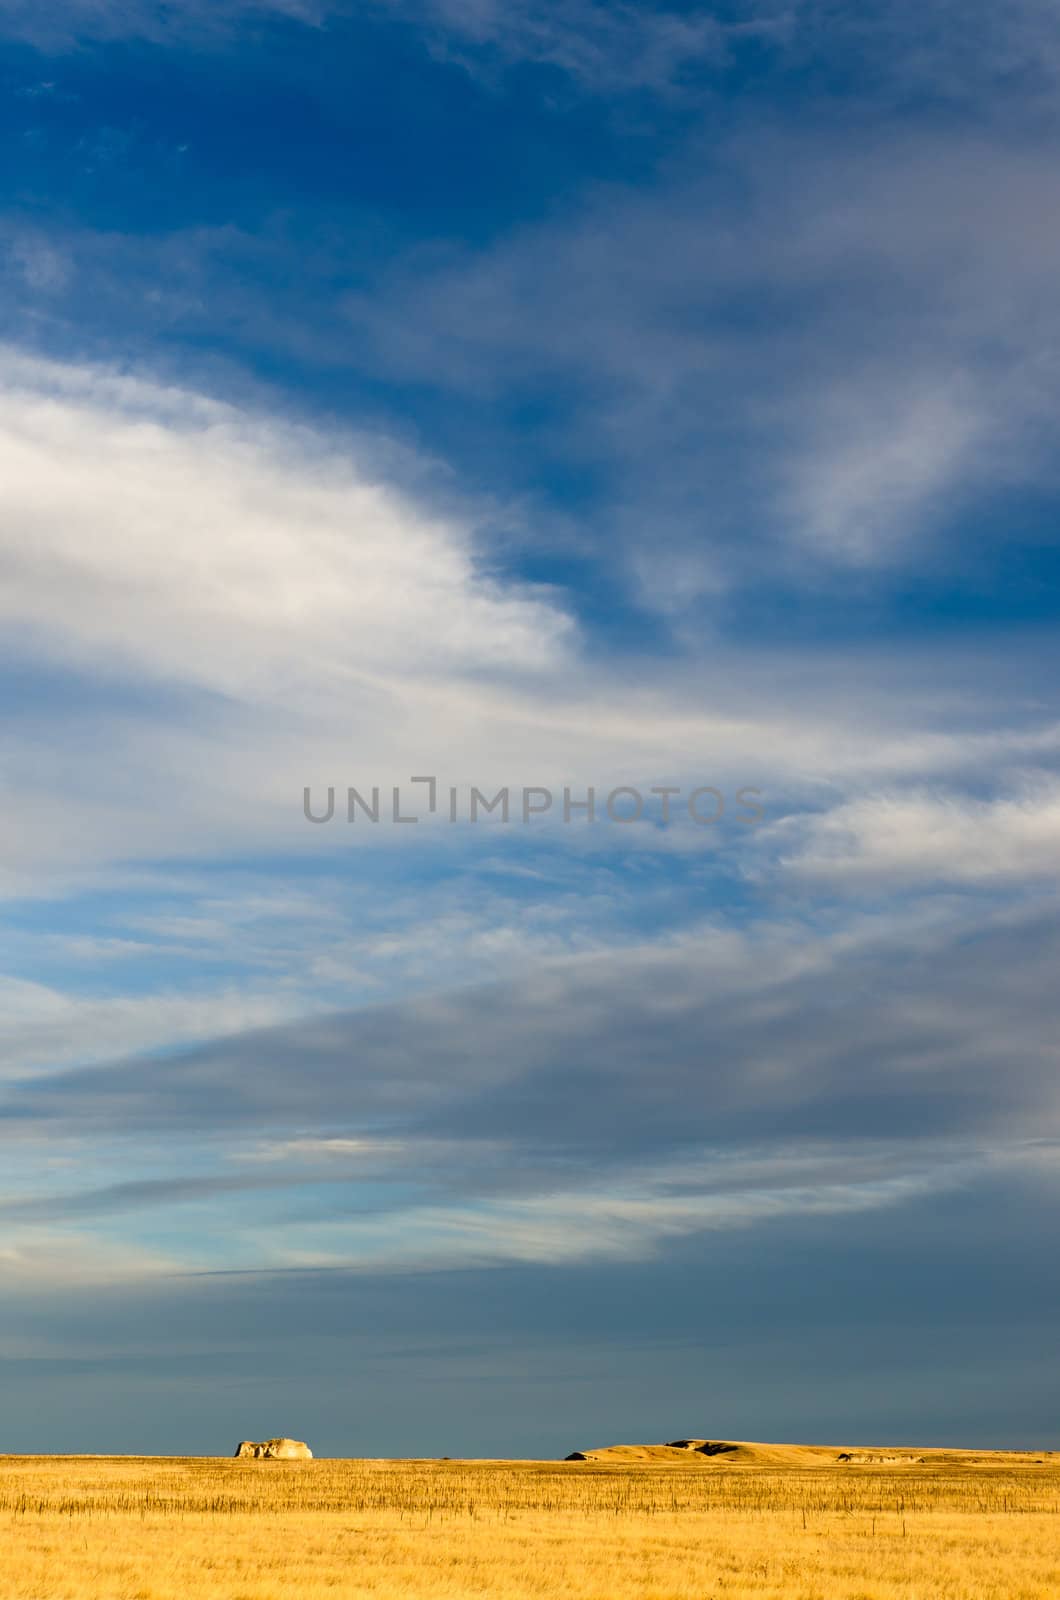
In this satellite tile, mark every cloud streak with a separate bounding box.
[2,896,1057,1285]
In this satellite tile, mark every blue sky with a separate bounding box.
[1,0,1059,1457]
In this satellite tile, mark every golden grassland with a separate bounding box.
[1,1449,1058,1600]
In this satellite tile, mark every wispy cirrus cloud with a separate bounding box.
[5,345,1057,897]
[0,0,325,50]
[0,0,767,89]
[5,113,1060,593]
[10,0,1060,107]
[334,128,1060,587]
[390,0,740,92]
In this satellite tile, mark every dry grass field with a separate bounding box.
[1,1446,1058,1600]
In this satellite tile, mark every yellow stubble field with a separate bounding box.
[1,1449,1058,1600]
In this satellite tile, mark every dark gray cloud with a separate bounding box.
[9,902,1058,1161]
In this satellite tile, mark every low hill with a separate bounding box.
[562,1439,1058,1468]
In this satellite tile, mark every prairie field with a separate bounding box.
[1,1450,1058,1600]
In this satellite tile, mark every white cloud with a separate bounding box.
[1,345,1058,902]
[0,349,570,698]
[0,348,578,881]
[776,782,1060,888]
[0,973,299,1075]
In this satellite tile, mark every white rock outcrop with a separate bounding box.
[234,1438,313,1460]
